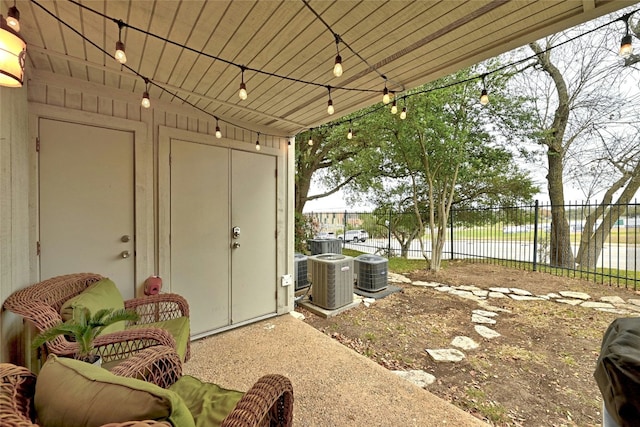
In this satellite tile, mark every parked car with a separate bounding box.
[314,232,335,239]
[337,229,368,242]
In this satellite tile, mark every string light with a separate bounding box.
[480,75,489,105]
[6,1,20,32]
[327,86,334,115]
[215,118,222,139]
[141,78,151,108]
[347,121,353,139]
[620,14,634,58]
[382,82,390,104]
[400,106,407,120]
[390,94,397,114]
[31,0,640,143]
[255,132,261,151]
[308,129,314,146]
[333,34,343,77]
[238,66,248,100]
[114,20,126,64]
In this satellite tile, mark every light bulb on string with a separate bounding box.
[347,121,353,140]
[141,78,151,108]
[480,75,489,106]
[333,34,343,77]
[255,133,261,151]
[327,86,334,115]
[400,106,407,120]
[114,20,127,64]
[391,95,397,114]
[382,83,390,104]
[308,129,314,146]
[238,67,248,100]
[6,1,20,32]
[620,14,634,58]
[215,118,222,139]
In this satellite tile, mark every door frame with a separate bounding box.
[29,103,153,294]
[158,126,290,335]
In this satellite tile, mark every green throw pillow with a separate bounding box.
[60,278,126,335]
[169,375,244,427]
[34,354,195,427]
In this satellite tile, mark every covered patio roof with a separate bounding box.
[15,0,637,137]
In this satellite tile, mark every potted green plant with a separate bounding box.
[33,307,140,365]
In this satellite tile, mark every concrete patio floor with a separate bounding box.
[183,314,488,426]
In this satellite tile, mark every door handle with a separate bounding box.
[121,235,131,242]
[120,250,130,259]
[232,242,241,249]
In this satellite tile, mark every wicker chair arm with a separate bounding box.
[221,374,294,427]
[0,363,38,426]
[92,328,178,363]
[125,294,189,324]
[100,422,171,427]
[110,345,182,388]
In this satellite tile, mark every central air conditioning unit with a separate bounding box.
[294,253,309,290]
[309,254,353,310]
[354,254,388,292]
[308,238,342,255]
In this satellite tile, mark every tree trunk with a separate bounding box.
[530,41,574,268]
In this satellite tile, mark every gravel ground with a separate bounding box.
[183,314,488,426]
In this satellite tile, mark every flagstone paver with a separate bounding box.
[488,291,509,298]
[509,295,544,301]
[600,296,625,304]
[393,369,436,387]
[580,301,614,309]
[474,325,501,339]
[510,288,533,296]
[426,348,466,362]
[559,291,590,300]
[451,336,479,350]
[472,314,497,324]
[472,309,498,317]
[489,287,511,294]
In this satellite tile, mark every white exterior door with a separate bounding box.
[170,140,230,334]
[168,139,277,336]
[231,150,277,323]
[38,119,136,299]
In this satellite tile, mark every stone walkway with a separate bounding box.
[296,271,640,389]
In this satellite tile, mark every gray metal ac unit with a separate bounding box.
[354,254,388,292]
[309,254,353,309]
[308,238,342,255]
[294,253,309,290]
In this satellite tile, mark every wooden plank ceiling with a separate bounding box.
[13,0,638,137]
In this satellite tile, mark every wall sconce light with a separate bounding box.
[0,13,26,87]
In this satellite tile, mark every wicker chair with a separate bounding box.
[0,346,294,427]
[3,273,191,364]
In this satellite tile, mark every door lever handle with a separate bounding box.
[120,250,130,259]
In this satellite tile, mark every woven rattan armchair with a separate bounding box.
[1,345,294,427]
[3,273,190,364]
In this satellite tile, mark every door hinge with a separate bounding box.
[36,137,40,152]
[36,241,41,256]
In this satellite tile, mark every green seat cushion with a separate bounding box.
[169,375,244,427]
[60,278,126,335]
[34,355,195,427]
[129,317,190,361]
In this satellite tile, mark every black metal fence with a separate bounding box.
[305,200,640,290]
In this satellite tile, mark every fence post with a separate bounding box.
[533,200,539,272]
[450,208,454,260]
[387,209,392,256]
[343,210,348,248]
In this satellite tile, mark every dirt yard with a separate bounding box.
[298,261,640,427]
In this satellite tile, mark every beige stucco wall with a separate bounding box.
[0,70,295,366]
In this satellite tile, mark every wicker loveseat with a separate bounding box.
[3,273,191,365]
[0,346,294,427]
